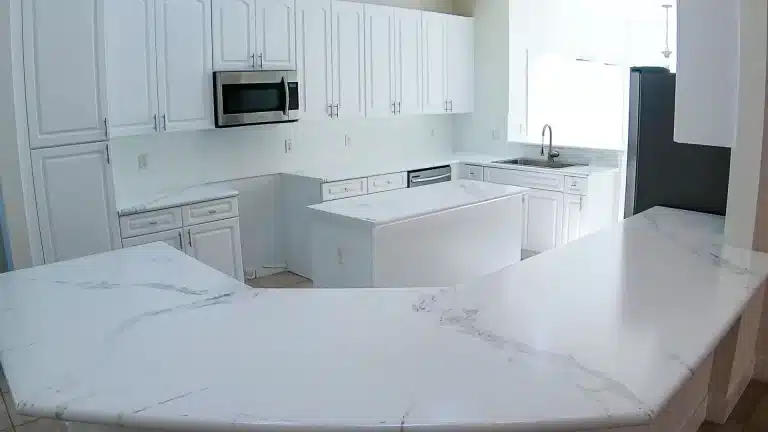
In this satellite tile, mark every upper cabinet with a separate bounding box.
[213,0,296,70]
[674,0,738,148]
[212,0,257,70]
[445,14,474,114]
[23,0,108,149]
[394,8,423,116]
[421,12,446,114]
[364,4,396,118]
[332,1,366,119]
[255,0,297,70]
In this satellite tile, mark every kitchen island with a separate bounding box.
[0,207,767,431]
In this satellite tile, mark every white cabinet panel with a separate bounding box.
[445,15,473,113]
[333,1,366,119]
[23,0,108,148]
[185,218,244,282]
[562,193,585,245]
[255,0,296,70]
[394,8,422,116]
[31,143,119,264]
[213,0,257,70]
[122,229,184,251]
[674,0,738,147]
[105,0,159,137]
[296,0,333,119]
[156,0,213,132]
[522,189,563,253]
[421,12,446,114]
[364,4,395,118]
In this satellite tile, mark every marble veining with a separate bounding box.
[309,180,528,225]
[117,184,239,216]
[1,208,768,431]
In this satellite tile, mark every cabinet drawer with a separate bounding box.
[122,229,184,251]
[462,164,484,181]
[368,172,407,194]
[484,168,565,192]
[183,198,239,226]
[565,176,587,195]
[120,208,183,238]
[322,178,368,201]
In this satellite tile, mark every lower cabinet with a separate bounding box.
[522,189,563,253]
[31,142,121,264]
[184,218,244,282]
[562,193,586,245]
[120,197,244,282]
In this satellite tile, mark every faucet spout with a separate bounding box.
[541,124,559,161]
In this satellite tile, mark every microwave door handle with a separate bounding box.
[282,77,290,116]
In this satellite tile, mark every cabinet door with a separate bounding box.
[185,218,244,282]
[562,194,585,245]
[445,15,473,113]
[674,0,738,147]
[364,4,395,118]
[421,12,446,114]
[23,0,108,148]
[156,0,214,132]
[255,0,296,70]
[522,189,563,253]
[212,0,257,70]
[394,8,422,116]
[31,142,120,264]
[105,0,159,137]
[333,1,366,119]
[122,229,184,251]
[296,0,333,120]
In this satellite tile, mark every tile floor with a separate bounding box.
[1,272,765,431]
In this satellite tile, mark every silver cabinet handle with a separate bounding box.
[188,230,192,247]
[328,104,333,118]
[162,114,167,131]
[104,117,110,137]
[178,231,183,246]
[444,101,448,112]
[449,100,453,112]
[257,53,263,69]
[411,173,451,183]
[208,209,217,215]
[332,103,339,118]
[282,77,290,116]
[153,114,158,132]
[251,53,256,69]
[148,221,158,225]
[105,143,111,164]
[579,196,583,211]
[391,101,396,114]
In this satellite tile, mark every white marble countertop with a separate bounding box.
[289,152,618,183]
[308,180,528,225]
[1,207,767,431]
[116,184,239,216]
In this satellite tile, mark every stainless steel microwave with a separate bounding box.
[214,70,300,127]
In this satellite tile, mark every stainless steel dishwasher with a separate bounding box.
[407,165,452,188]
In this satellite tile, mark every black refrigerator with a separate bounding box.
[625,67,731,218]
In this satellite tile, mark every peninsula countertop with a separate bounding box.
[308,180,528,225]
[1,207,767,431]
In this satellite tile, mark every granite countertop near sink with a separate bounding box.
[1,207,767,431]
[116,184,239,216]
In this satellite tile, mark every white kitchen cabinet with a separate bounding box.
[364,4,396,118]
[105,0,159,137]
[674,0,738,148]
[23,0,108,148]
[156,0,214,132]
[255,0,296,70]
[459,164,484,181]
[122,229,184,251]
[394,9,422,116]
[185,218,244,282]
[562,193,586,245]
[445,15,473,114]
[421,11,446,114]
[31,142,120,264]
[296,0,333,119]
[212,0,257,70]
[332,1,366,119]
[523,188,563,253]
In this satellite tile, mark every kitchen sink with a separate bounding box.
[492,158,585,169]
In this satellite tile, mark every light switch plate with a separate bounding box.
[138,153,149,170]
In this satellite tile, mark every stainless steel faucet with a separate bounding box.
[541,124,560,162]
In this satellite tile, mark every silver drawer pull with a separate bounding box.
[148,221,158,225]
[208,210,217,215]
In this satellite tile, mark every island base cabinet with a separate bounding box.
[522,189,563,254]
[311,194,522,288]
[184,218,244,282]
[32,142,120,264]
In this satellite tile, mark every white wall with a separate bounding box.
[112,115,456,278]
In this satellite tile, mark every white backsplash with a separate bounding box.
[520,143,625,167]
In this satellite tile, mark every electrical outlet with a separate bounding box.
[345,134,352,147]
[284,139,293,154]
[138,153,149,170]
[492,129,501,141]
[430,128,437,137]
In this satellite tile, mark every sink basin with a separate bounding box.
[491,158,584,169]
